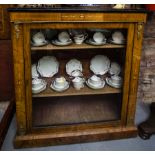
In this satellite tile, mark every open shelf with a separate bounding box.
[31,43,125,51]
[32,56,123,98]
[33,84,121,98]
[32,94,121,127]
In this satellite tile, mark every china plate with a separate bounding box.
[37,56,59,77]
[31,40,48,47]
[32,64,39,78]
[106,77,122,89]
[108,62,121,75]
[86,79,105,89]
[108,39,126,45]
[50,81,69,92]
[66,59,83,76]
[52,39,73,46]
[90,55,110,75]
[86,39,106,46]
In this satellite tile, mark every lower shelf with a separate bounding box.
[32,94,121,127]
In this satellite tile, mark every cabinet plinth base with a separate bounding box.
[14,126,137,148]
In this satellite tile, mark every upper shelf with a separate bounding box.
[31,43,125,51]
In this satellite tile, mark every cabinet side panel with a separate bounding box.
[11,23,27,135]
[127,23,145,126]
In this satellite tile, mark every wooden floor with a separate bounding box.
[32,94,121,127]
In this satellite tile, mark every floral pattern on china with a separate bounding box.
[66,59,83,76]
[90,55,110,75]
[37,56,59,77]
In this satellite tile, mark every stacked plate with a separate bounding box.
[90,55,110,75]
[37,56,59,77]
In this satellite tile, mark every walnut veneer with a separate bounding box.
[10,9,147,148]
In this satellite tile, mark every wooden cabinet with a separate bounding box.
[10,8,147,148]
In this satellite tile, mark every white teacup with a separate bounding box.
[72,77,85,90]
[93,32,105,43]
[110,75,122,85]
[74,34,87,44]
[89,75,102,86]
[71,70,83,77]
[54,77,66,88]
[32,32,46,44]
[112,31,125,43]
[32,78,45,89]
[58,31,70,43]
[109,62,121,76]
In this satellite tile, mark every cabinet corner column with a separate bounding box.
[11,22,27,135]
[127,22,145,126]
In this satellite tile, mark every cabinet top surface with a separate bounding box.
[8,7,148,13]
[9,7,147,23]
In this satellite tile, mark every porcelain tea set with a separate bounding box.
[32,78,47,94]
[31,29,125,47]
[50,76,70,92]
[109,31,126,44]
[31,54,123,94]
[31,32,48,47]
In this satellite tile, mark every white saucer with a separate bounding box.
[31,40,48,47]
[106,77,122,88]
[86,79,105,89]
[50,81,69,92]
[32,83,47,94]
[108,39,126,45]
[52,39,72,46]
[86,39,106,46]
